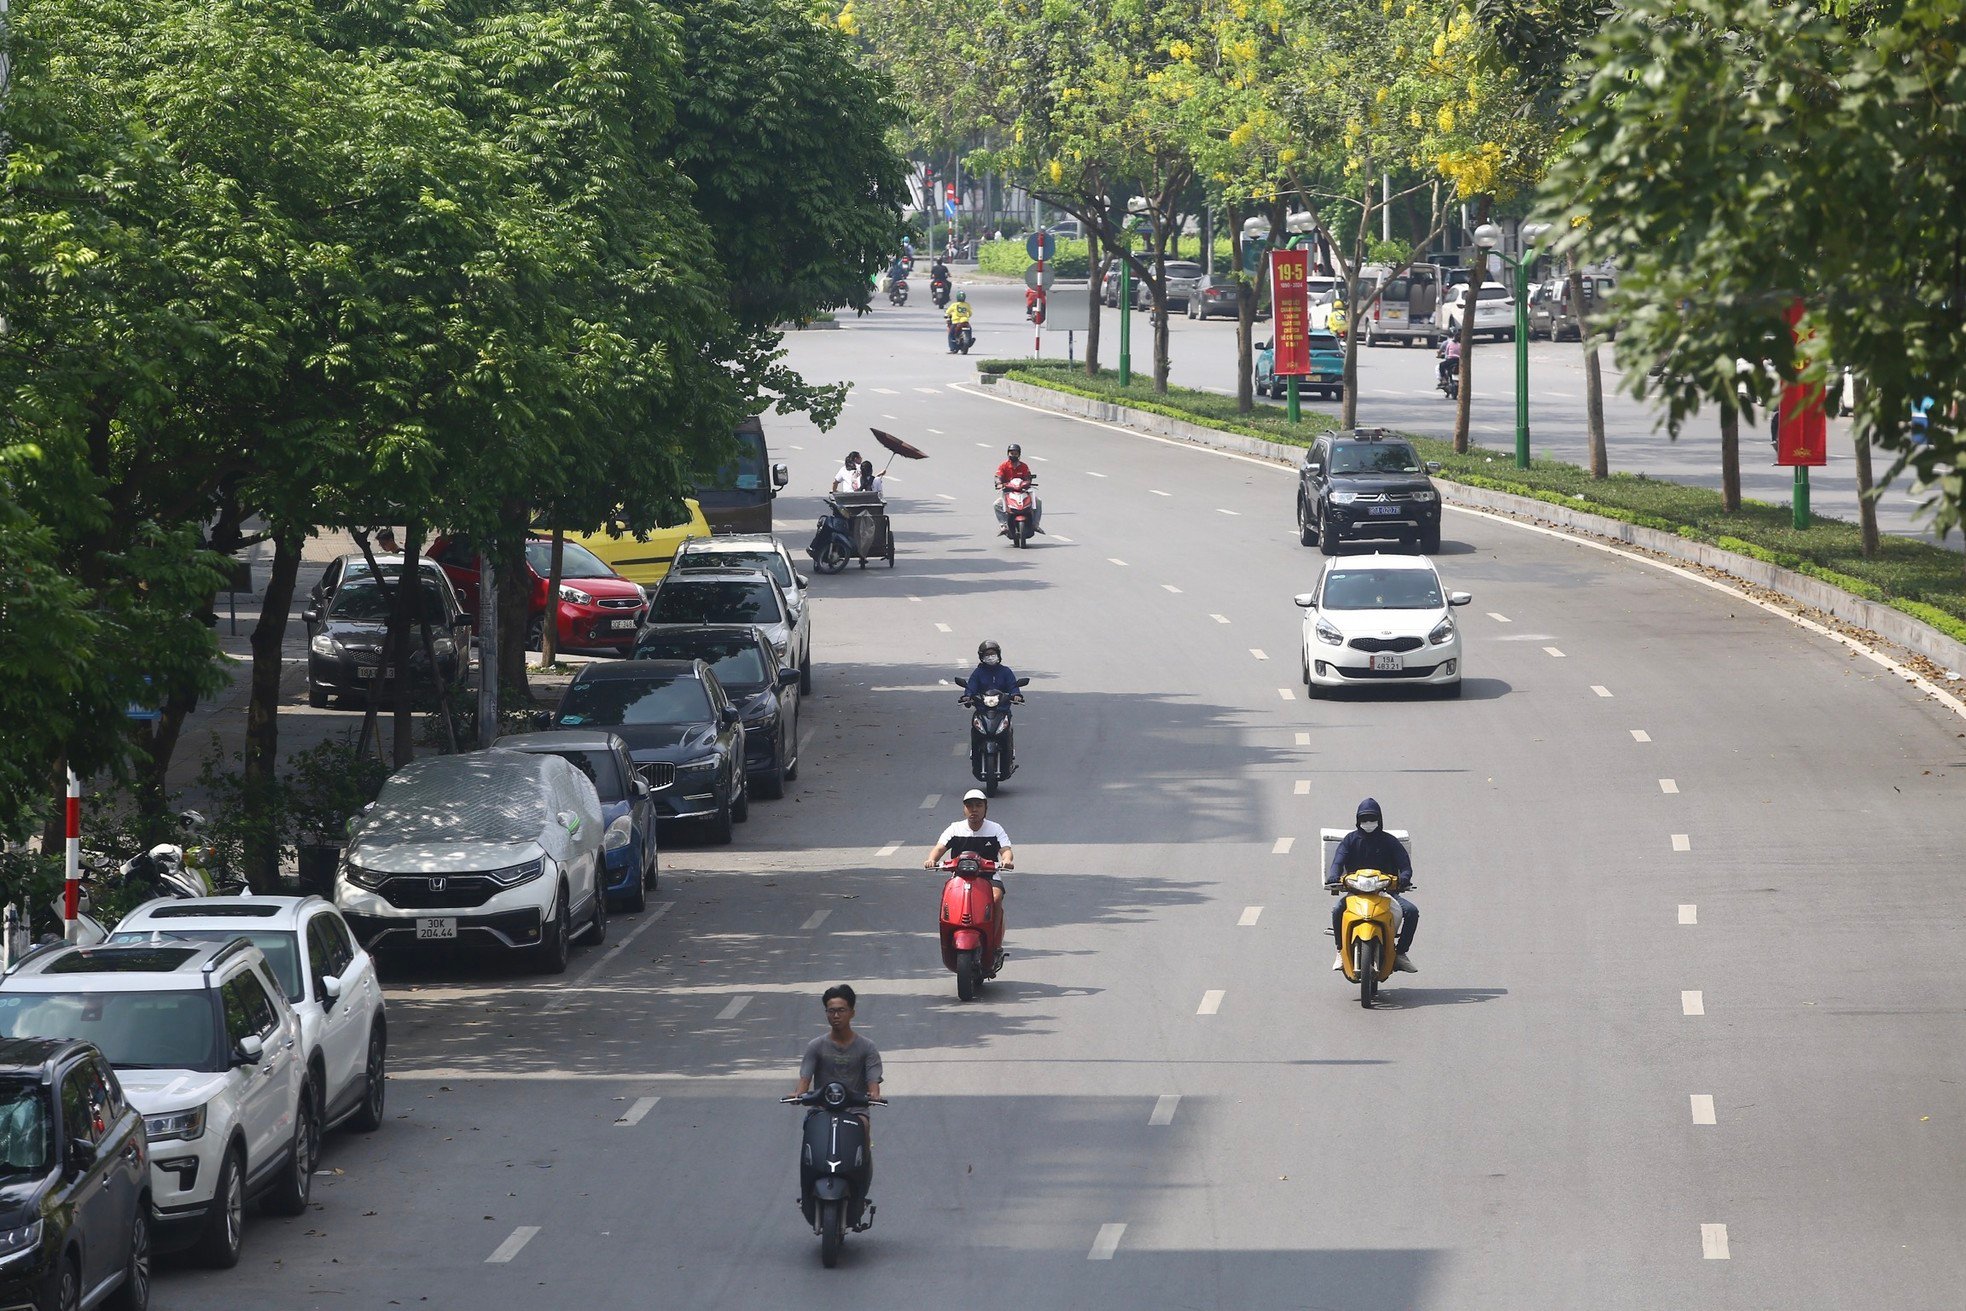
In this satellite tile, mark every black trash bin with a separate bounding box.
[297,844,341,898]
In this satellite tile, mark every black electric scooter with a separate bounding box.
[948,676,1029,796]
[782,1082,885,1267]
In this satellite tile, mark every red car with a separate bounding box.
[430,535,648,652]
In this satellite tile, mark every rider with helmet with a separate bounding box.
[963,640,1020,699]
[1325,798,1418,972]
[945,290,974,352]
[993,443,1041,535]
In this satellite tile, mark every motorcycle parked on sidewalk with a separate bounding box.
[781,1082,884,1267]
[948,676,1028,795]
[938,851,1007,1001]
[999,475,1038,547]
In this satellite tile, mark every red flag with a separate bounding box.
[1776,299,1827,467]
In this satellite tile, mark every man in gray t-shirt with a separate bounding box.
[795,984,884,1099]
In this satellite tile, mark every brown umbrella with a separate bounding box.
[871,427,929,474]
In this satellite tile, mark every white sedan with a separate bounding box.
[1295,554,1471,697]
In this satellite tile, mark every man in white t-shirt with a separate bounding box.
[831,451,863,493]
[923,789,1014,910]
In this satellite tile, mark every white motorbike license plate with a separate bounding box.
[1370,654,1404,672]
[610,618,636,630]
[416,917,457,940]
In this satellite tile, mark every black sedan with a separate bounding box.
[304,573,469,707]
[549,660,748,844]
[633,625,801,799]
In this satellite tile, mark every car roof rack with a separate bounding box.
[201,936,255,974]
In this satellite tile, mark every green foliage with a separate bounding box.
[1001,363,1341,443]
[979,238,1091,279]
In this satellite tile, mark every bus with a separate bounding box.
[692,415,788,536]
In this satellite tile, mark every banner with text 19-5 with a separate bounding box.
[1270,249,1310,377]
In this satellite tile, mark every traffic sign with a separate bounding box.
[1025,231,1056,262]
[1023,263,1056,291]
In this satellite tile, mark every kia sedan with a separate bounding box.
[1294,554,1470,697]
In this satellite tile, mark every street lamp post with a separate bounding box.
[1475,221,1551,469]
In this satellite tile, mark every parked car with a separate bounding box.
[303,554,452,638]
[0,1037,150,1310]
[428,534,647,653]
[0,938,314,1268]
[1156,261,1208,311]
[107,897,388,1138]
[1099,265,1125,307]
[1294,553,1471,697]
[549,660,749,844]
[558,500,714,586]
[1435,282,1516,341]
[1526,278,1563,340]
[1550,272,1617,341]
[1357,264,1444,346]
[631,626,801,799]
[493,732,659,912]
[669,535,812,687]
[642,568,808,684]
[1255,331,1346,401]
[303,570,470,709]
[1187,274,1261,321]
[335,750,607,973]
[1296,429,1444,555]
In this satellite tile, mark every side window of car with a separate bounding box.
[320,912,359,975]
[60,1064,109,1146]
[306,915,339,997]
[319,559,341,594]
[91,1057,126,1120]
[222,972,278,1044]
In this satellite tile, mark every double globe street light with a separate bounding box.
[1474,221,1552,469]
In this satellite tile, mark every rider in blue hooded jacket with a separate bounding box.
[962,640,1020,698]
[1326,797,1418,972]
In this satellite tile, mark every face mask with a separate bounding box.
[1359,819,1380,833]
[983,655,1000,665]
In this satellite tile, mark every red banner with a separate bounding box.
[1270,249,1310,376]
[1776,299,1827,466]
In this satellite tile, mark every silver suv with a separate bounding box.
[0,938,315,1268]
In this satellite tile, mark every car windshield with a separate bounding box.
[558,675,711,727]
[649,579,780,625]
[0,1080,50,1175]
[541,749,626,803]
[0,991,218,1072]
[104,931,302,1002]
[327,578,453,625]
[1322,568,1446,611]
[524,540,615,580]
[631,636,768,688]
[1329,443,1422,475]
[679,550,792,589]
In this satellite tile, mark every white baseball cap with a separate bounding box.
[962,788,988,803]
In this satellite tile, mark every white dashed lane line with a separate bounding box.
[1108,558,1129,567]
[716,996,752,1021]
[1050,534,1073,542]
[1239,906,1263,926]
[877,841,902,857]
[936,493,958,501]
[975,442,990,448]
[1631,729,1652,742]
[1211,614,1230,624]
[1088,1223,1126,1260]
[1149,1095,1180,1126]
[1250,649,1269,661]
[1691,1094,1717,1125]
[1487,612,1512,623]
[1682,991,1705,1016]
[1293,781,1310,795]
[1295,732,1311,746]
[920,793,942,808]
[1671,834,1692,852]
[615,1096,660,1127]
[1701,1224,1730,1260]
[1030,455,1049,462]
[1088,471,1108,478]
[1151,489,1172,497]
[1543,646,1566,658]
[486,1227,541,1264]
[1197,990,1225,1015]
[1271,837,1294,855]
[1162,584,1183,593]
[1215,508,1240,516]
[926,428,944,435]
[1278,688,1296,701]
[1660,779,1680,794]
[1679,904,1698,925]
[1593,685,1614,698]
[800,910,832,931]
[915,387,940,394]
[935,622,952,633]
[541,901,673,1013]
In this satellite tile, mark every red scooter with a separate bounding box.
[1000,475,1039,548]
[938,851,1007,1001]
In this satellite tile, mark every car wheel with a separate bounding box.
[1364,321,1376,347]
[308,682,328,709]
[731,772,750,823]
[588,876,608,944]
[264,1085,319,1216]
[49,1253,80,1311]
[524,613,545,651]
[1420,525,1442,554]
[618,844,648,913]
[348,1025,388,1132]
[104,1202,150,1311]
[799,658,812,694]
[1297,496,1318,548]
[190,1146,245,1268]
[707,791,734,845]
[533,891,571,974]
[1318,517,1341,556]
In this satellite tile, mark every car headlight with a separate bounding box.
[742,699,777,728]
[0,1221,42,1261]
[343,860,384,890]
[558,584,593,605]
[310,634,338,657]
[1429,616,1457,645]
[144,1105,207,1143]
[678,757,720,774]
[1315,618,1345,647]
[483,858,546,887]
[1329,491,1358,505]
[603,817,633,852]
[1411,489,1436,502]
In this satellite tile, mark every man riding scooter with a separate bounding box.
[945,290,974,353]
[993,443,1041,536]
[923,790,1015,915]
[929,257,952,307]
[1436,336,1463,397]
[1325,797,1418,972]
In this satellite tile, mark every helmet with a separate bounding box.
[955,290,967,302]
[1006,443,1021,457]
[977,640,1001,662]
[1355,797,1383,827]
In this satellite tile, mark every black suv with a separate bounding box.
[1296,429,1444,556]
[0,1037,150,1311]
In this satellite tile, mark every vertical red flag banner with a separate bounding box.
[1776,299,1828,466]
[1270,249,1310,376]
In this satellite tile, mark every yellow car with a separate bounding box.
[560,499,712,585]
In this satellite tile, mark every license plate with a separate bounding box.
[415,917,457,940]
[1368,504,1401,516]
[1370,654,1404,672]
[610,618,636,630]
[356,666,396,680]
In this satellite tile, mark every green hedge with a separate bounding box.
[992,362,1966,641]
[979,238,1091,279]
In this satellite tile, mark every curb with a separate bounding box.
[988,375,1966,678]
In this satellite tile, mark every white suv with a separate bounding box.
[110,897,387,1137]
[0,938,315,1268]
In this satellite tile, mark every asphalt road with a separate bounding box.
[157,292,1966,1310]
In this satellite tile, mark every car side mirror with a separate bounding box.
[301,609,320,625]
[772,463,789,489]
[721,706,740,725]
[1305,462,1323,476]
[1293,592,1317,608]
[557,810,580,834]
[1425,461,1442,474]
[235,1034,265,1066]
[633,777,651,798]
[66,1138,97,1173]
[322,974,343,1001]
[1448,592,1473,607]
[778,668,801,689]
[528,709,551,729]
[795,573,809,589]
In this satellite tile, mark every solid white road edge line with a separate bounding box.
[1679,904,1698,925]
[486,1226,540,1264]
[1701,1224,1730,1259]
[1088,1223,1126,1260]
[1690,1094,1717,1126]
[1149,1095,1180,1126]
[615,1096,660,1127]
[716,996,752,1021]
[1682,990,1705,1016]
[953,381,1966,721]
[1239,906,1263,926]
[1197,990,1225,1015]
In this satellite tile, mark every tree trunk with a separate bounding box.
[1719,405,1742,512]
[1851,421,1881,558]
[241,528,302,890]
[496,499,532,701]
[1452,199,1491,454]
[389,521,425,768]
[1566,257,1609,477]
[1085,229,1104,377]
[1228,202,1254,413]
[540,528,564,666]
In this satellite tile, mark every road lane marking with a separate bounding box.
[1592,685,1614,697]
[871,387,899,394]
[936,493,957,501]
[1543,646,1566,658]
[926,428,944,435]
[1661,779,1680,794]
[1272,837,1294,855]
[1239,906,1263,926]
[1631,729,1651,742]
[920,794,941,808]
[951,741,965,755]
[1162,584,1182,593]
[908,595,923,603]
[1671,834,1691,852]
[1151,489,1172,497]
[1295,732,1311,745]
[1211,614,1230,624]
[1682,991,1705,1016]
[715,996,752,1021]
[882,414,900,420]
[1250,649,1269,661]
[877,842,902,857]
[787,443,804,451]
[975,442,990,448]
[915,387,940,394]
[935,622,952,633]
[1088,1223,1126,1260]
[800,910,832,931]
[486,1226,540,1264]
[543,901,674,1012]
[616,1096,660,1127]
[1679,904,1698,925]
[1108,558,1129,566]
[1087,471,1108,478]
[1030,455,1049,462]
[1197,990,1225,1015]
[1691,1094,1717,1126]
[1701,1224,1730,1259]
[1487,612,1512,623]
[1278,688,1296,700]
[1293,780,1311,795]
[1216,508,1240,516]
[1050,534,1073,542]
[1149,1095,1180,1126]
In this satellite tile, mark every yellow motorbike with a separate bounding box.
[1333,868,1399,1007]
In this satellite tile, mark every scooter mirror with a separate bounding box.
[1014,678,1030,687]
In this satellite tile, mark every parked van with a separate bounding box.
[1550,273,1617,341]
[1357,263,1444,346]
[692,415,788,536]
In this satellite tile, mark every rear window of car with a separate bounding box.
[1474,285,1511,302]
[649,578,780,625]
[557,675,712,728]
[1383,278,1410,299]
[1165,263,1204,278]
[1322,568,1446,611]
[1307,333,1340,350]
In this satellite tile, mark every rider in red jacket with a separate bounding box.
[993,444,1041,535]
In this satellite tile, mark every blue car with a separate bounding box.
[1255,330,1346,401]
[494,730,660,911]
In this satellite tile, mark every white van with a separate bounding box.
[1357,264,1445,346]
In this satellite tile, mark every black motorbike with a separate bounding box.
[949,676,1029,796]
[887,278,909,307]
[1437,352,1460,401]
[930,277,951,308]
[782,1082,884,1267]
[946,322,974,355]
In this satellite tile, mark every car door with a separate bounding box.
[306,558,344,634]
[221,971,293,1172]
[433,537,481,617]
[615,741,655,866]
[1304,439,1331,522]
[88,1057,144,1266]
[304,911,367,1119]
[58,1060,120,1290]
